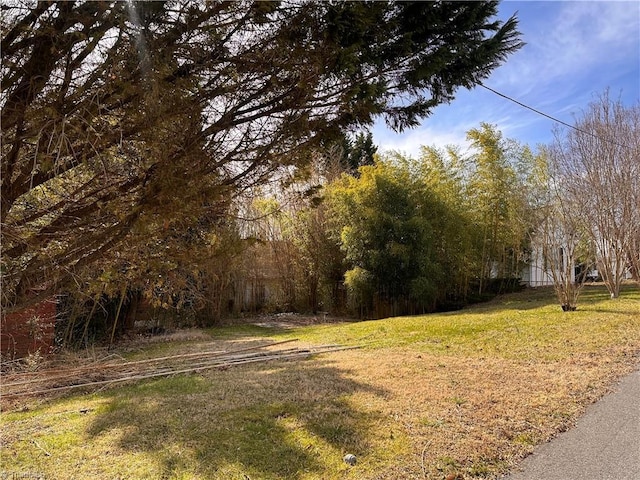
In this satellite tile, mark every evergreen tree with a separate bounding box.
[2,1,522,310]
[340,131,378,173]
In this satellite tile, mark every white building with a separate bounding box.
[521,245,575,287]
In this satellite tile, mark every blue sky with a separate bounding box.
[372,1,640,156]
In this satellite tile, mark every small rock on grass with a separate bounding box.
[343,454,357,466]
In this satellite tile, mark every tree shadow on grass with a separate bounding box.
[86,355,392,479]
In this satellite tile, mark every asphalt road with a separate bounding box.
[501,369,640,480]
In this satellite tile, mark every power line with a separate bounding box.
[478,82,631,149]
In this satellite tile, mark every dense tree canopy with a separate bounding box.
[327,160,443,315]
[1,0,522,310]
[324,124,537,317]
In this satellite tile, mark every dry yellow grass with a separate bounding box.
[1,285,639,479]
[322,346,635,479]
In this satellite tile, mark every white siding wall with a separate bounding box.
[522,245,575,287]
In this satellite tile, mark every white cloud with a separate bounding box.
[374,123,470,157]
[494,1,639,98]
[373,1,640,155]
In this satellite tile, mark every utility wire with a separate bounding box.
[478,82,631,149]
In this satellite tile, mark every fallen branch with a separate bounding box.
[2,339,298,389]
[1,344,359,399]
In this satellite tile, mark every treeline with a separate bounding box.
[245,123,537,319]
[51,95,640,346]
[54,124,539,345]
[1,1,524,347]
[4,2,636,348]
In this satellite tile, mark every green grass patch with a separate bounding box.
[261,285,640,362]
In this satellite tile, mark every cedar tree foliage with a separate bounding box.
[1,0,522,310]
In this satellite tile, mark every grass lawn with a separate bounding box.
[1,285,639,479]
